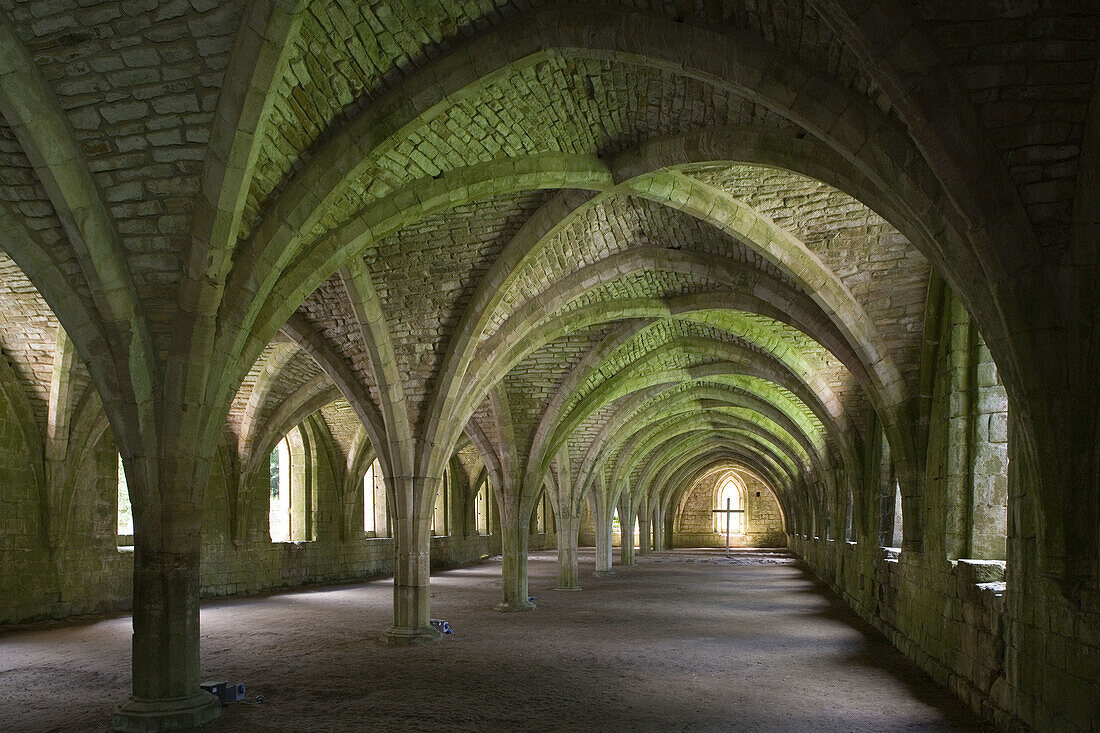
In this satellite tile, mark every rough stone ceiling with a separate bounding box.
[0,0,964,524]
[242,0,889,241]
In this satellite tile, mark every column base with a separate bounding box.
[554,585,582,591]
[112,691,221,733]
[593,570,616,577]
[380,625,443,645]
[494,599,536,612]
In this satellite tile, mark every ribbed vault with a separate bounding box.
[0,2,1094,727]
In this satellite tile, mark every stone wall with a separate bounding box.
[0,404,555,625]
[674,468,786,548]
[791,289,1098,732]
[792,527,1100,731]
[791,538,1017,726]
[0,415,132,624]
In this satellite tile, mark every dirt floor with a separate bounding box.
[0,548,994,732]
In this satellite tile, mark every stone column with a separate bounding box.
[618,496,636,566]
[593,500,615,576]
[113,470,220,732]
[383,476,441,644]
[555,508,582,590]
[619,536,636,565]
[658,504,673,549]
[496,510,535,611]
[638,507,652,556]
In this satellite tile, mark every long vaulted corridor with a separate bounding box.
[1,550,990,733]
[0,1,1097,730]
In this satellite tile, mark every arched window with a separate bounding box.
[880,477,903,548]
[431,469,449,536]
[714,476,744,535]
[876,426,900,547]
[475,478,490,536]
[117,454,134,545]
[934,294,1008,560]
[536,493,547,534]
[363,460,375,533]
[269,437,291,542]
[966,336,1008,560]
[363,458,389,536]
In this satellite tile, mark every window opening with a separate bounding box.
[968,335,1008,560]
[117,454,134,541]
[475,479,490,535]
[269,438,291,542]
[363,461,375,533]
[714,477,745,535]
[364,458,387,537]
[881,477,903,547]
[432,470,448,536]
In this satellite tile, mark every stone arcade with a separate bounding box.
[0,1,1096,731]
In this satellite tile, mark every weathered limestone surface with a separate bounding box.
[0,1,1096,731]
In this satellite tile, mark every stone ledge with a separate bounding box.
[955,558,1006,585]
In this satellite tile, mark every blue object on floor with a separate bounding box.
[430,618,453,634]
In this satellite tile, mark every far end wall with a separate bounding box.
[674,469,786,548]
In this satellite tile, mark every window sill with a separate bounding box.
[955,558,1006,585]
[879,546,901,563]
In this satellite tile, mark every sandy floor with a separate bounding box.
[0,549,993,732]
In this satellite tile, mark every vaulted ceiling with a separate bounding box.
[2,0,1091,529]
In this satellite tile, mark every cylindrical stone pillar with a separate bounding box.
[638,511,652,555]
[113,508,220,731]
[593,503,615,576]
[664,506,676,550]
[555,510,582,590]
[383,477,441,644]
[497,515,535,611]
[619,508,636,566]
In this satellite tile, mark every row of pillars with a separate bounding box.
[112,476,674,731]
[549,504,669,594]
[394,498,675,632]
